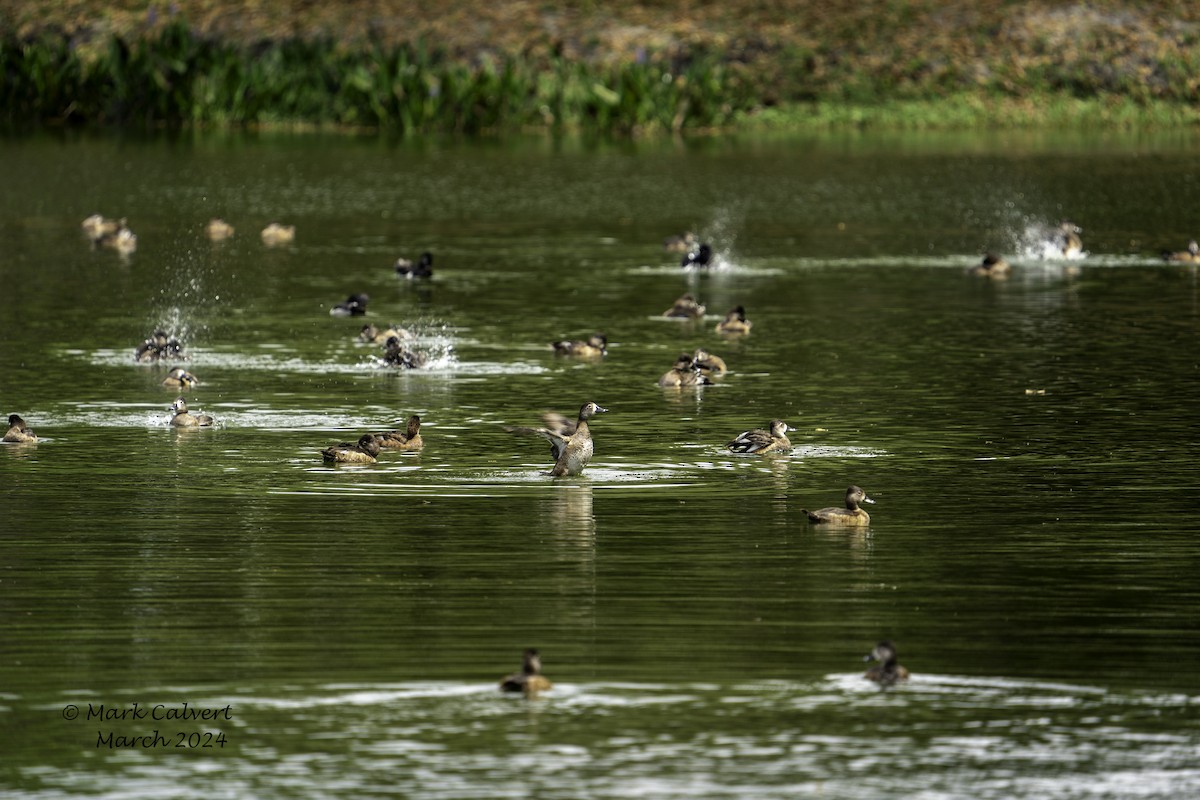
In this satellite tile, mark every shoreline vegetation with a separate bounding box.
[3,1,1200,134]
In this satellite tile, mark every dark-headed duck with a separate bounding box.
[500,648,553,696]
[716,305,752,334]
[321,433,381,463]
[803,485,875,526]
[552,332,607,358]
[3,413,38,443]
[864,640,909,686]
[395,251,433,279]
[374,415,423,450]
[169,397,214,428]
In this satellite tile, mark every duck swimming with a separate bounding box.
[692,348,727,376]
[552,332,607,358]
[968,253,1011,277]
[726,419,791,454]
[1162,240,1200,263]
[162,367,199,390]
[716,305,752,334]
[395,251,434,279]
[681,242,714,269]
[803,485,875,526]
[507,401,607,476]
[205,218,235,241]
[663,293,706,319]
[3,414,38,443]
[321,433,381,463]
[168,397,214,428]
[261,223,296,246]
[330,293,369,317]
[500,648,553,696]
[81,214,120,245]
[373,415,423,451]
[658,353,711,388]
[864,640,909,686]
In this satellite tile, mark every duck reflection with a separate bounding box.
[547,484,595,541]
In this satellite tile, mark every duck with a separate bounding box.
[395,251,434,279]
[161,367,199,390]
[261,223,296,246]
[81,214,120,245]
[321,433,380,463]
[726,419,791,454]
[3,414,38,443]
[1162,240,1200,263]
[381,335,426,369]
[864,640,909,686]
[205,218,235,241]
[506,401,607,476]
[500,648,553,696]
[663,231,697,253]
[552,332,607,358]
[663,293,706,319]
[658,353,711,388]
[135,331,187,363]
[1045,220,1083,259]
[359,323,411,344]
[373,415,423,451]
[109,223,137,255]
[715,305,752,334]
[968,253,1011,277]
[681,242,714,269]
[803,485,875,525]
[692,348,727,376]
[330,293,369,317]
[168,397,214,428]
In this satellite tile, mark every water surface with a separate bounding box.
[2,130,1199,798]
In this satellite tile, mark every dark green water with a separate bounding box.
[2,130,1199,798]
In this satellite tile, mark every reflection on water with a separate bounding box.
[3,132,1200,798]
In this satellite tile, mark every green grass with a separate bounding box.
[3,16,1200,134]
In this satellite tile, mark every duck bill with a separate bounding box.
[862,495,876,504]
[595,405,609,413]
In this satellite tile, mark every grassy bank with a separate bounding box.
[3,2,1200,133]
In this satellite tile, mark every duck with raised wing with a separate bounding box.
[500,648,553,696]
[374,415,423,451]
[726,419,791,454]
[552,332,607,358]
[395,251,434,279]
[968,253,1011,277]
[716,305,752,334]
[261,223,296,246]
[864,640,909,686]
[3,414,38,443]
[162,367,199,390]
[321,433,381,463]
[507,401,607,476]
[169,397,214,428]
[658,353,711,388]
[803,485,875,525]
[663,293,706,319]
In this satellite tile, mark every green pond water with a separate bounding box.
[1,130,1199,798]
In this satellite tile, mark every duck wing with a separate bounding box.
[505,426,570,462]
[726,429,771,453]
